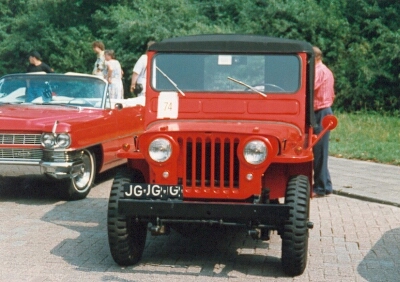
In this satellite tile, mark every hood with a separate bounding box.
[0,104,101,132]
[145,119,303,142]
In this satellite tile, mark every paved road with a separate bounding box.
[0,161,399,281]
[330,157,400,207]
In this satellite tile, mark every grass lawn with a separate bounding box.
[329,112,400,165]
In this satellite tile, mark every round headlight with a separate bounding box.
[149,138,172,162]
[41,133,56,148]
[56,133,71,148]
[243,140,267,165]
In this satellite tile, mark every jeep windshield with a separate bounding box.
[0,74,107,108]
[152,53,300,93]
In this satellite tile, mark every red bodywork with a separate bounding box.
[0,73,145,180]
[118,51,320,201]
[0,104,144,171]
[109,35,338,277]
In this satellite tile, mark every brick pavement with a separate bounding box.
[329,157,400,207]
[0,166,399,281]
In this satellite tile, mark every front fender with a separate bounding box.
[116,147,144,159]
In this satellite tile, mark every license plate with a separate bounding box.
[123,183,183,200]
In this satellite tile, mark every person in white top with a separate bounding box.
[104,50,124,99]
[130,41,155,97]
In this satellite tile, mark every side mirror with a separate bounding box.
[310,115,338,148]
[322,115,338,130]
[115,103,123,110]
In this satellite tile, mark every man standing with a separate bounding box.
[26,51,53,102]
[313,46,335,197]
[27,51,53,73]
[130,41,155,97]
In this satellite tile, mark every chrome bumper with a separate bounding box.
[40,159,84,179]
[0,163,42,176]
[0,149,84,179]
[0,160,83,179]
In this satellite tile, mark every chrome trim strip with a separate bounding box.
[0,134,42,145]
[0,160,40,165]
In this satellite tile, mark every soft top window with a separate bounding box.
[152,53,300,93]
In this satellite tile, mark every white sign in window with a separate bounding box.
[157,91,179,119]
[218,55,232,65]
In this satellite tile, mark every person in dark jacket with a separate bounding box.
[26,51,53,102]
[27,51,53,73]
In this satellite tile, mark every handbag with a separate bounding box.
[133,83,143,95]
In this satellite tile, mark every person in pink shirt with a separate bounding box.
[313,46,335,197]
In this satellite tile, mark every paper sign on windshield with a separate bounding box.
[157,91,178,119]
[218,55,232,65]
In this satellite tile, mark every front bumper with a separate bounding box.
[39,149,84,179]
[40,159,84,179]
[118,199,290,228]
[0,159,84,179]
[0,149,84,179]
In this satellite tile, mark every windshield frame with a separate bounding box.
[0,73,108,108]
[151,53,302,94]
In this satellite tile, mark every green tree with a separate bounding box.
[92,0,234,96]
[0,0,398,114]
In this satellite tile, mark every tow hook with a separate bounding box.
[307,221,314,229]
[149,218,170,235]
[248,228,261,240]
[149,224,170,236]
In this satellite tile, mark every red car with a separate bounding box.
[107,35,338,276]
[0,73,144,200]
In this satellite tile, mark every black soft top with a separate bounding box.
[149,34,314,54]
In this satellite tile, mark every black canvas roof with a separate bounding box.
[149,34,314,54]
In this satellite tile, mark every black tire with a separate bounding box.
[281,175,310,276]
[59,149,95,201]
[107,166,147,266]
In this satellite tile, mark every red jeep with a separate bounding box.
[107,34,337,276]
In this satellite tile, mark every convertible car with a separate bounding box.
[0,73,144,200]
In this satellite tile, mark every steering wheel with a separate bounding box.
[67,98,94,107]
[250,83,285,92]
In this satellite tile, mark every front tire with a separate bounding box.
[59,149,95,201]
[281,175,310,276]
[108,167,147,265]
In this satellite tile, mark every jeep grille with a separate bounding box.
[178,135,240,189]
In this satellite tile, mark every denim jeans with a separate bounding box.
[313,107,333,195]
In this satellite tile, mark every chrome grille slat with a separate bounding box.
[0,134,41,145]
[42,150,78,162]
[0,149,43,160]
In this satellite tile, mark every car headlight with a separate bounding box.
[41,133,71,149]
[243,140,267,165]
[56,133,71,148]
[41,133,56,148]
[149,138,172,162]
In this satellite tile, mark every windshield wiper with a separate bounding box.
[32,102,81,109]
[0,101,23,105]
[227,76,267,98]
[156,66,185,96]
